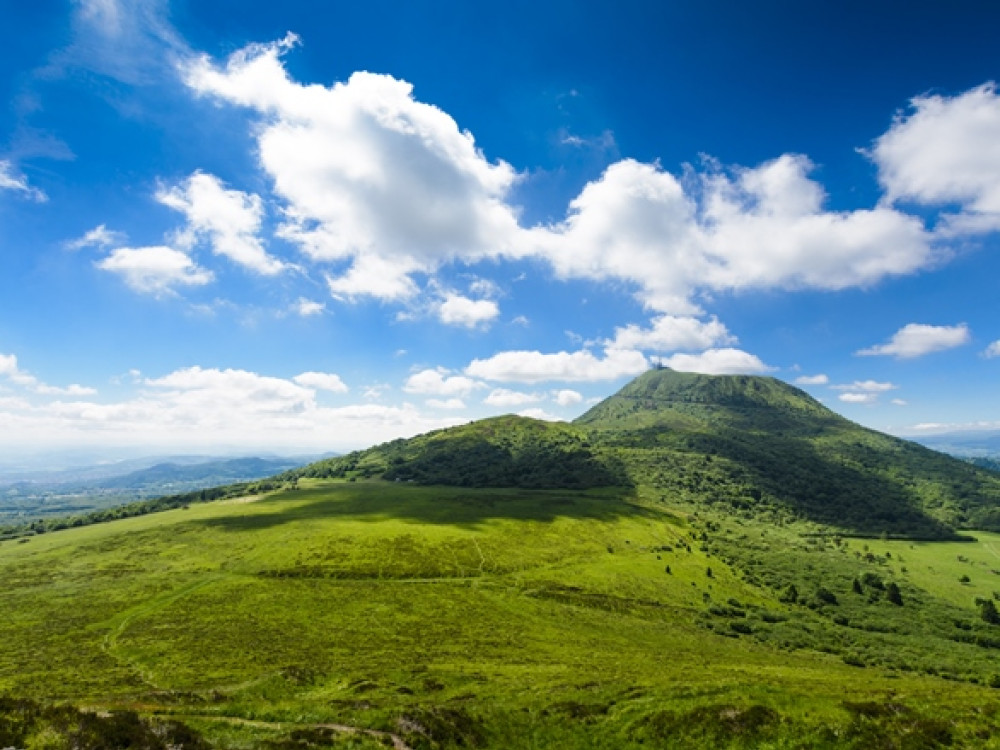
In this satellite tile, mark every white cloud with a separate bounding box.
[657,348,773,375]
[184,37,939,314]
[891,399,908,406]
[60,0,188,85]
[983,340,1000,358]
[362,383,390,400]
[158,171,284,275]
[0,364,461,452]
[532,155,935,313]
[856,323,970,358]
[466,348,648,384]
[96,246,214,294]
[484,388,543,407]
[839,392,878,404]
[293,297,325,316]
[794,374,829,385]
[511,315,530,326]
[0,353,96,396]
[292,371,348,393]
[426,398,466,410]
[0,160,47,202]
[436,294,500,328]
[185,37,522,301]
[66,224,126,250]
[609,315,734,352]
[831,380,897,392]
[553,389,584,407]
[403,368,484,396]
[873,83,1000,232]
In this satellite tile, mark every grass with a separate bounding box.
[3,479,1000,747]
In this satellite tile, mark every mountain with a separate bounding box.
[576,369,1000,537]
[289,369,1000,539]
[5,369,1000,747]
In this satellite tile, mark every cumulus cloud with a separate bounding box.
[983,341,1000,359]
[185,35,522,301]
[484,388,543,407]
[831,380,897,392]
[873,83,1000,233]
[0,160,47,202]
[467,348,648,384]
[553,389,584,407]
[158,171,284,275]
[839,392,878,404]
[0,353,96,396]
[96,246,214,294]
[856,323,970,358]
[403,368,484,396]
[183,37,942,313]
[436,293,500,328]
[292,371,348,393]
[533,155,935,312]
[66,224,127,250]
[293,298,325,316]
[794,374,829,385]
[656,348,773,375]
[609,315,734,351]
[0,364,461,452]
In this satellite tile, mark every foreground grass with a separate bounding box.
[2,480,1000,747]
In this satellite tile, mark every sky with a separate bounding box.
[2,0,1000,457]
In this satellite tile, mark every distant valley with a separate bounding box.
[0,454,329,523]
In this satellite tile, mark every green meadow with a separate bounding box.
[4,479,1000,748]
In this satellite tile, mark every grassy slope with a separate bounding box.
[577,369,1000,537]
[4,480,1000,748]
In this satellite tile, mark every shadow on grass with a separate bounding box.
[191,482,662,533]
[611,414,960,539]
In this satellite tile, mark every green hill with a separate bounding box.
[290,415,629,489]
[5,369,1000,748]
[574,369,1000,538]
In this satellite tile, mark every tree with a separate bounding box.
[886,582,903,606]
[852,578,863,595]
[981,599,1000,625]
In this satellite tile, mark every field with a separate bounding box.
[3,479,1000,748]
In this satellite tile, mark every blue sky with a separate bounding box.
[2,0,1000,455]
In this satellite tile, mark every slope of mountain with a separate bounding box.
[4,369,1000,747]
[576,369,1000,537]
[289,369,1000,539]
[292,415,629,489]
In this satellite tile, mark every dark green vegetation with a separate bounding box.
[5,369,1000,747]
[0,456,309,524]
[295,415,627,489]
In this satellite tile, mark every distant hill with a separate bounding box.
[914,430,1000,458]
[287,369,1000,539]
[0,455,325,522]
